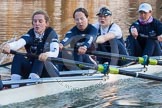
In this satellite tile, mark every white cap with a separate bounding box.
[138,3,152,12]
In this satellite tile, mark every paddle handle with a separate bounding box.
[10,50,38,59]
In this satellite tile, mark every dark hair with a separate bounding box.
[73,8,88,18]
[32,10,50,24]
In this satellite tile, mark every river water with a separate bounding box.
[0,0,162,43]
[1,0,162,108]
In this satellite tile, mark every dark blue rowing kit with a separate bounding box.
[126,18,162,57]
[11,27,59,78]
[59,24,97,70]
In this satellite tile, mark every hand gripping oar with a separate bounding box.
[63,48,162,66]
[9,50,59,77]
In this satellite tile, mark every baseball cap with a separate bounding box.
[96,7,112,16]
[138,3,152,12]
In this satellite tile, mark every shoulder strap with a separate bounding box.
[42,27,53,44]
[107,23,114,33]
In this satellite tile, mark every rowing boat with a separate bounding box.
[0,64,162,106]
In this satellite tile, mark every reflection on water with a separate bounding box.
[0,0,161,43]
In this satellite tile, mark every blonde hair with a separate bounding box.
[32,10,50,24]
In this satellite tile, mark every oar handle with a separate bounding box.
[10,50,38,59]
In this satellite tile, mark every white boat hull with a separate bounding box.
[0,64,162,106]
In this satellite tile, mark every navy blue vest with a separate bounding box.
[25,27,53,55]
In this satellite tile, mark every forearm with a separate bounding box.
[9,38,26,50]
[96,33,115,43]
[61,33,74,46]
[83,35,94,48]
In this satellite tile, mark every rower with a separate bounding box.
[59,8,98,71]
[93,7,129,66]
[1,10,59,88]
[126,3,162,57]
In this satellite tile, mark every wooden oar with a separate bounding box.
[63,48,162,66]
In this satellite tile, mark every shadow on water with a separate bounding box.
[2,73,162,108]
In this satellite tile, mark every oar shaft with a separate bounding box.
[111,70,162,81]
[2,76,104,85]
[63,48,138,62]
[10,50,104,73]
[89,50,138,61]
[157,60,162,65]
[63,48,162,66]
[47,57,98,70]
[0,62,12,67]
[10,50,38,59]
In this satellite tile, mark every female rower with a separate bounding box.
[2,10,59,88]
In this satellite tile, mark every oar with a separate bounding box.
[0,62,12,67]
[63,48,162,66]
[9,50,59,77]
[2,76,104,85]
[150,56,162,60]
[0,75,104,90]
[47,57,162,81]
[9,50,162,81]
